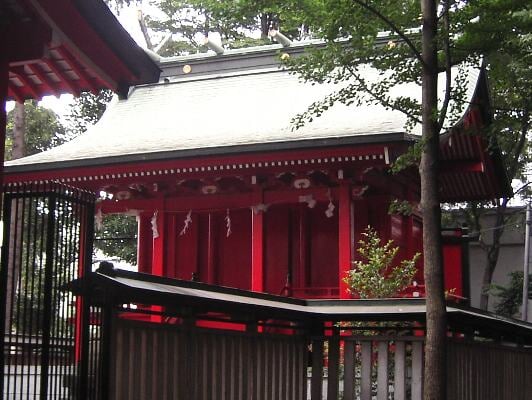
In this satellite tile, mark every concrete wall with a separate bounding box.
[465,208,530,320]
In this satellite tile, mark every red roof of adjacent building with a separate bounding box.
[4,0,161,100]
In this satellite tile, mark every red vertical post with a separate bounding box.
[298,207,309,290]
[137,212,153,274]
[406,190,415,257]
[338,184,352,299]
[251,210,264,292]
[207,213,216,284]
[151,209,165,276]
[75,204,91,362]
[406,215,415,257]
[151,203,165,322]
[165,213,176,278]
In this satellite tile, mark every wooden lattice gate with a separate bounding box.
[0,183,96,400]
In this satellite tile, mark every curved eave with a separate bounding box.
[4,132,413,175]
[70,0,161,87]
[439,68,512,202]
[6,0,160,101]
[3,133,414,190]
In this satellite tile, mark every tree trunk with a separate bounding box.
[12,101,25,159]
[479,200,508,310]
[5,101,25,333]
[421,1,447,399]
[260,14,270,39]
[478,108,528,310]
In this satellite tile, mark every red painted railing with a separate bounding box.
[291,287,340,299]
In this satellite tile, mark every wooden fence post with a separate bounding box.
[327,332,340,400]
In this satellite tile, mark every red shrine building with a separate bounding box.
[4,42,510,301]
[1,0,160,180]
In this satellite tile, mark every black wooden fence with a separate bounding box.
[110,318,308,400]
[72,269,532,400]
[0,183,95,400]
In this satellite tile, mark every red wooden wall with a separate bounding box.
[127,192,468,301]
[263,204,340,297]
[164,210,252,289]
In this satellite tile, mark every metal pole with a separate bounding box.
[522,203,531,321]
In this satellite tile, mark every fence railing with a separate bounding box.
[447,341,532,400]
[310,334,532,400]
[109,318,308,400]
[70,269,532,400]
[0,183,95,400]
[310,334,424,400]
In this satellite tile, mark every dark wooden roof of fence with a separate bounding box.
[69,267,532,345]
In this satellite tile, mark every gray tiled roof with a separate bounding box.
[6,49,479,168]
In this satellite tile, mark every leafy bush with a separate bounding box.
[491,271,532,318]
[343,227,419,298]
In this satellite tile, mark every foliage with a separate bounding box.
[65,90,136,263]
[147,0,316,55]
[5,101,66,160]
[282,1,485,135]
[388,199,414,216]
[94,214,138,265]
[445,0,531,309]
[65,90,114,137]
[273,0,529,316]
[460,1,531,193]
[490,271,532,318]
[278,3,528,392]
[343,227,419,299]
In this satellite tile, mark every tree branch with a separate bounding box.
[352,0,425,67]
[347,66,422,124]
[515,181,531,196]
[507,107,530,180]
[137,9,154,50]
[437,0,452,130]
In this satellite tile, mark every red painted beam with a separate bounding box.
[338,183,352,299]
[406,191,416,259]
[74,204,91,362]
[207,213,216,284]
[7,80,25,103]
[297,207,309,288]
[251,210,264,292]
[4,144,392,186]
[34,0,136,85]
[98,189,345,222]
[137,212,153,274]
[166,192,258,213]
[26,63,61,97]
[150,201,165,323]
[151,210,165,276]
[473,135,498,198]
[43,57,81,96]
[10,67,41,99]
[55,46,100,95]
[439,160,484,174]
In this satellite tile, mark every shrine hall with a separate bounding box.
[4,41,510,301]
